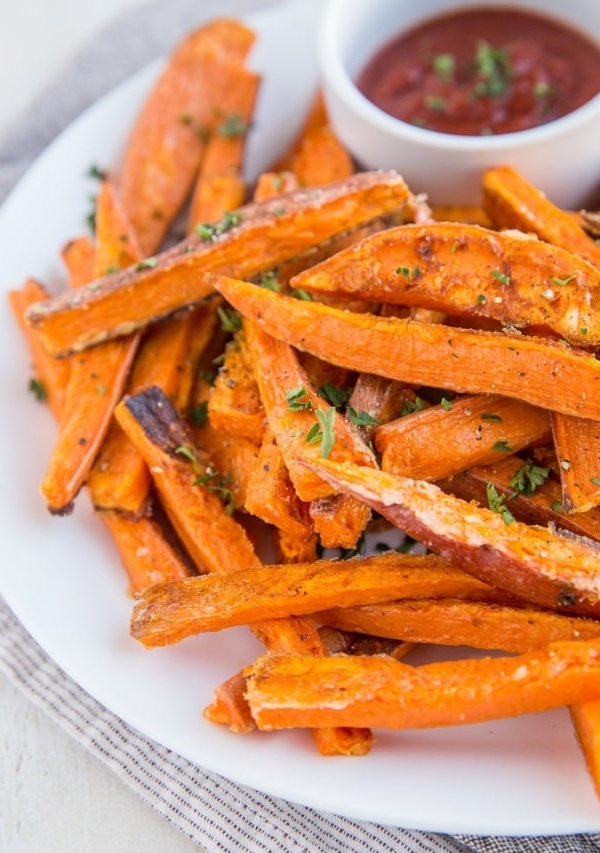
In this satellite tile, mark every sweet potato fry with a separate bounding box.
[40,336,138,513]
[120,18,257,255]
[204,672,255,733]
[308,493,370,551]
[318,598,600,655]
[482,164,600,270]
[550,413,600,513]
[101,510,193,593]
[27,171,413,356]
[207,327,266,444]
[93,180,143,274]
[273,92,353,186]
[301,458,600,617]
[244,428,313,540]
[40,182,142,513]
[187,67,259,228]
[9,280,70,419]
[375,394,551,481]
[130,552,486,646]
[211,276,600,420]
[253,171,298,201]
[243,319,376,501]
[432,205,492,227]
[61,236,95,287]
[245,640,600,732]
[288,221,600,347]
[571,700,600,800]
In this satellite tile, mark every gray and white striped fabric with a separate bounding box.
[1,1,600,849]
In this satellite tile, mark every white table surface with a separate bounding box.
[0,3,202,849]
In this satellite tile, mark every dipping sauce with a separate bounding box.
[357,7,600,136]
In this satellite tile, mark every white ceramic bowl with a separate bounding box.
[318,0,600,207]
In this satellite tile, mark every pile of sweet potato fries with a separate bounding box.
[10,17,600,789]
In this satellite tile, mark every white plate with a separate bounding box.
[1,0,599,836]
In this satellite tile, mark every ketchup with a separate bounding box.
[357,7,600,136]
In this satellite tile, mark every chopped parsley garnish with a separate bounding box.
[471,40,514,99]
[425,94,447,112]
[432,52,455,82]
[134,257,158,271]
[286,385,313,412]
[217,306,242,333]
[180,113,208,141]
[87,164,107,181]
[318,381,352,409]
[401,396,426,417]
[258,271,282,291]
[196,223,217,241]
[195,211,241,241]
[591,476,600,487]
[217,211,242,233]
[217,113,249,138]
[396,266,421,279]
[175,445,197,464]
[533,81,553,99]
[188,401,209,428]
[339,533,367,560]
[290,288,313,301]
[509,461,550,496]
[28,378,47,402]
[551,275,576,286]
[486,482,515,524]
[306,407,336,458]
[346,407,379,428]
[86,195,97,234]
[440,397,453,411]
[481,413,502,422]
[197,369,217,386]
[194,468,235,514]
[492,440,513,453]
[491,269,511,286]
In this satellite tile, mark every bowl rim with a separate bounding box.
[318,0,600,153]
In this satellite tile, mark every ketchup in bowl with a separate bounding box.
[356,7,600,136]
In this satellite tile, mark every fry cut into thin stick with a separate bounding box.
[130,552,492,647]
[211,276,600,420]
[301,458,600,617]
[375,393,550,481]
[318,598,600,655]
[289,221,600,346]
[26,171,413,356]
[245,640,600,732]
